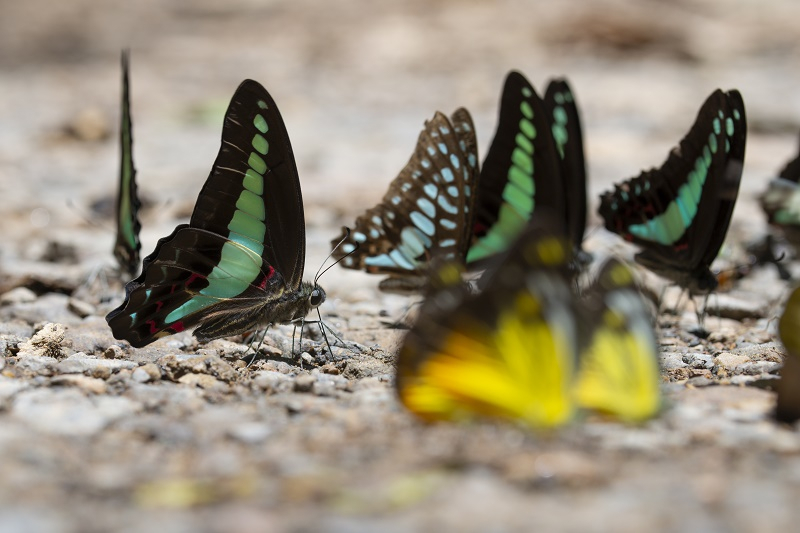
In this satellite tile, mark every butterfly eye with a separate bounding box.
[309,288,325,308]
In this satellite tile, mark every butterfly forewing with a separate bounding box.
[113,49,142,277]
[107,80,308,347]
[191,80,305,290]
[332,109,479,275]
[544,79,588,255]
[468,71,564,267]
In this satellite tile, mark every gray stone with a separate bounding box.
[50,374,108,394]
[55,352,137,374]
[67,297,95,318]
[0,287,37,305]
[227,422,272,444]
[11,388,140,436]
[294,373,315,393]
[253,371,291,393]
[131,363,161,383]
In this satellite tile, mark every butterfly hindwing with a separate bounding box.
[467,71,564,266]
[332,109,479,278]
[107,80,312,347]
[598,89,747,292]
[113,49,142,277]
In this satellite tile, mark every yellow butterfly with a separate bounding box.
[776,285,800,422]
[396,225,662,430]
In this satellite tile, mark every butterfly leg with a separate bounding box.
[242,326,272,368]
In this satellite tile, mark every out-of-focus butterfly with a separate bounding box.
[775,285,800,423]
[395,220,661,430]
[573,258,662,422]
[598,89,747,294]
[107,80,326,348]
[757,132,800,279]
[113,49,142,277]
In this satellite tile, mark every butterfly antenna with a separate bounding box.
[314,228,360,284]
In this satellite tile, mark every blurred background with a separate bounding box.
[1,0,799,284]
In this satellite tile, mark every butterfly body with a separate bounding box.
[113,49,142,277]
[598,89,747,294]
[107,80,324,348]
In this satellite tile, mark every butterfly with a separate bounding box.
[760,132,800,246]
[598,88,747,294]
[573,258,662,422]
[329,108,480,293]
[776,285,800,422]
[395,219,661,430]
[106,79,325,348]
[113,49,142,277]
[331,71,589,291]
[468,72,588,268]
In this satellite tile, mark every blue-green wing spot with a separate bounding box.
[468,71,563,266]
[113,49,142,277]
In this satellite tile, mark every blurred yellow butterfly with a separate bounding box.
[396,224,662,430]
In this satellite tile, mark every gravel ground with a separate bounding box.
[3,0,800,531]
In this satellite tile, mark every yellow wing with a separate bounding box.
[573,261,662,423]
[398,277,577,430]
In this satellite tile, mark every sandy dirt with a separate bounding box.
[3,0,800,531]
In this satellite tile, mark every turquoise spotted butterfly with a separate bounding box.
[106,80,325,347]
[113,50,142,277]
[598,89,747,293]
[330,108,480,293]
[331,70,588,291]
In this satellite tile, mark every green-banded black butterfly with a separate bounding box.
[113,50,142,277]
[468,71,588,268]
[396,220,661,429]
[598,89,747,294]
[330,109,480,293]
[106,80,325,348]
[760,132,800,246]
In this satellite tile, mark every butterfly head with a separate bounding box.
[309,284,326,309]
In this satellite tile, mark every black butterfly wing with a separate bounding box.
[467,70,564,267]
[107,80,304,347]
[113,49,142,277]
[190,79,305,290]
[332,109,479,275]
[598,89,747,291]
[544,78,588,256]
[778,131,800,183]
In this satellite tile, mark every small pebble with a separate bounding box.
[67,298,95,318]
[294,374,315,393]
[132,363,161,383]
[0,287,37,305]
